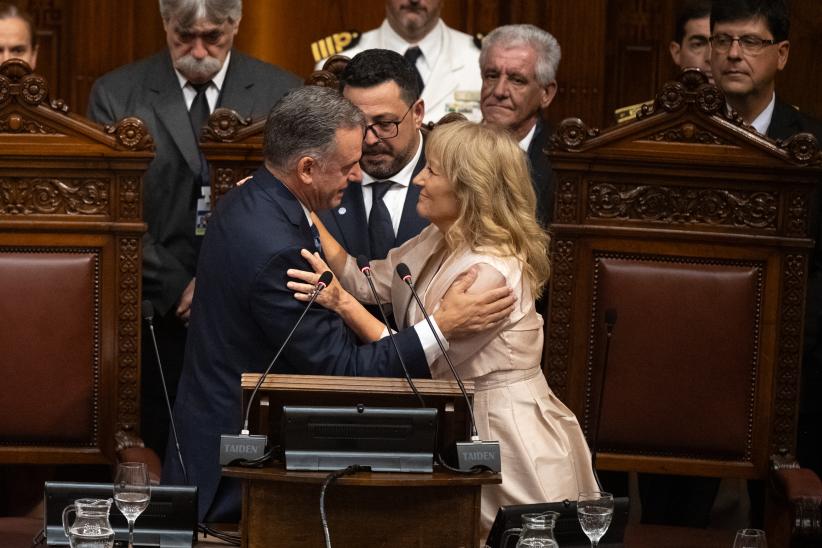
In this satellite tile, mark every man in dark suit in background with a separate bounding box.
[167,86,516,521]
[479,24,561,226]
[87,0,300,458]
[319,49,429,262]
[711,0,822,515]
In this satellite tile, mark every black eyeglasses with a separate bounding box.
[364,103,414,140]
[709,33,778,54]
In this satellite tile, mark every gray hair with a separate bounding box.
[480,24,561,86]
[158,0,241,26]
[263,86,365,173]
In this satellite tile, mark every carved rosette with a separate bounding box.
[0,177,111,216]
[545,239,576,404]
[118,176,141,219]
[215,167,240,203]
[657,82,686,112]
[781,133,820,164]
[203,108,251,142]
[587,182,778,230]
[555,177,579,223]
[107,116,153,151]
[20,74,47,105]
[117,237,141,432]
[772,254,805,454]
[551,118,600,150]
[696,84,723,115]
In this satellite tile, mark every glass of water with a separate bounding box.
[113,462,150,548]
[577,491,614,548]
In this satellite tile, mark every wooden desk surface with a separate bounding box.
[223,464,501,486]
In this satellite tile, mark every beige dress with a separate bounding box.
[338,225,599,538]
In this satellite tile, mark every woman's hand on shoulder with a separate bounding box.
[286,249,352,313]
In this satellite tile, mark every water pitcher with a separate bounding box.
[501,511,560,547]
[62,498,115,548]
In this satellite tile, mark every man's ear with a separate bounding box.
[669,40,682,67]
[777,40,790,71]
[540,81,558,110]
[296,156,316,184]
[413,98,425,129]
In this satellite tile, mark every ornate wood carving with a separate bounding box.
[587,183,779,230]
[118,176,141,220]
[104,116,154,152]
[202,107,254,143]
[0,177,111,216]
[772,253,806,455]
[116,236,141,433]
[551,117,600,150]
[555,176,580,224]
[644,123,727,145]
[543,238,575,402]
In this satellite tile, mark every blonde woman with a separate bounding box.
[288,120,598,536]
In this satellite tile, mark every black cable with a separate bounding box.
[198,524,241,545]
[319,465,368,547]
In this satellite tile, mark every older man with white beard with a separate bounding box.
[87,0,299,459]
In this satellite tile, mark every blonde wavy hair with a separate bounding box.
[425,120,551,297]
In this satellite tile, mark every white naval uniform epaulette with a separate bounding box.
[313,19,482,123]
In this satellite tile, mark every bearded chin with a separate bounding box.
[175,54,222,81]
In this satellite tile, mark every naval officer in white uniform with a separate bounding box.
[312,0,481,123]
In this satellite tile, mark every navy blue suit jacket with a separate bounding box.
[527,119,557,226]
[164,166,429,520]
[318,149,429,259]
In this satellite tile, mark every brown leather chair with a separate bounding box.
[0,59,157,544]
[543,69,822,547]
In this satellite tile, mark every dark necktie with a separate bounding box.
[309,223,322,254]
[368,181,395,260]
[403,47,425,93]
[188,81,212,138]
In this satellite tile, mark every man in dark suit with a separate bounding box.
[478,24,561,225]
[86,0,300,457]
[711,0,822,515]
[319,49,429,261]
[167,86,517,522]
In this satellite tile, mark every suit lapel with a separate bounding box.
[330,184,370,257]
[150,52,202,175]
[219,52,256,116]
[396,149,429,243]
[767,98,801,141]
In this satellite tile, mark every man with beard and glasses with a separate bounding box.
[87,0,300,459]
[312,0,482,123]
[318,49,429,264]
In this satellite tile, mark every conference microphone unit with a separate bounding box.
[142,299,189,485]
[220,270,333,466]
[590,307,618,489]
[357,255,426,407]
[395,263,501,472]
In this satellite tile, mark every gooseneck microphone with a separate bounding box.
[141,300,189,484]
[396,263,501,472]
[356,255,425,407]
[591,308,618,488]
[220,271,333,466]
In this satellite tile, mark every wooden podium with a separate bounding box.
[226,374,501,548]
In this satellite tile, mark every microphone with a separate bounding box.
[590,308,617,489]
[220,271,333,466]
[141,299,189,484]
[395,263,501,472]
[356,256,425,407]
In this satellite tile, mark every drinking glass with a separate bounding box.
[113,462,150,548]
[577,491,614,548]
[733,529,767,548]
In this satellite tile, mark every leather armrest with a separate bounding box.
[774,468,822,502]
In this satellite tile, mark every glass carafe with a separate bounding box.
[501,511,560,547]
[62,498,115,548]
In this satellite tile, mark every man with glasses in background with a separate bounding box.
[318,49,429,262]
[711,0,822,520]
